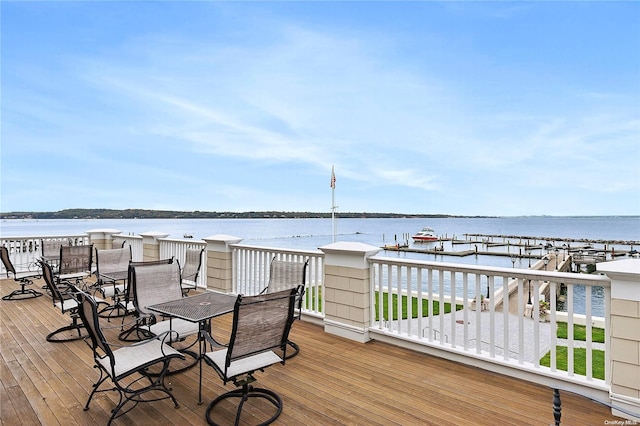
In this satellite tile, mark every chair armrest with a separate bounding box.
[202,328,228,349]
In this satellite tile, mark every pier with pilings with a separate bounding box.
[382,232,639,269]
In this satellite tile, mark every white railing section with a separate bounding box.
[230,244,324,317]
[113,235,144,262]
[0,235,90,273]
[159,238,208,290]
[368,255,611,390]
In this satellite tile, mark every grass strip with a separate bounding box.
[540,347,605,380]
[556,322,605,343]
[374,291,463,321]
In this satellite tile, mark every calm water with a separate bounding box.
[2,216,638,317]
[2,216,638,268]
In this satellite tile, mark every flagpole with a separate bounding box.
[331,166,337,243]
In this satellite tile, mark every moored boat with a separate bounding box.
[412,227,438,242]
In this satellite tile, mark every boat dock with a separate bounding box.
[383,232,640,264]
[383,244,543,258]
[463,232,639,247]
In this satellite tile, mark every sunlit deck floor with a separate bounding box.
[1,277,623,426]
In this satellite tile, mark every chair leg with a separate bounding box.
[2,280,43,300]
[84,370,110,411]
[46,315,86,342]
[107,359,180,425]
[107,387,179,426]
[283,340,299,359]
[98,303,128,321]
[83,359,180,425]
[118,322,155,342]
[205,383,282,426]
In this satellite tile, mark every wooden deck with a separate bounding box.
[1,277,622,426]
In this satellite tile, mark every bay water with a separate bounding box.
[2,216,638,266]
[2,216,638,317]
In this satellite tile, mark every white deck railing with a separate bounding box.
[230,244,325,318]
[368,255,611,392]
[1,235,90,271]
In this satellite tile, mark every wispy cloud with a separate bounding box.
[2,2,638,215]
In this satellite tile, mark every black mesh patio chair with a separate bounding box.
[40,260,105,342]
[131,259,199,341]
[40,238,69,266]
[203,288,297,426]
[180,247,204,295]
[117,258,173,341]
[39,238,68,290]
[1,246,43,300]
[75,288,185,426]
[58,244,93,288]
[94,246,132,318]
[119,259,199,352]
[127,259,200,373]
[261,256,309,358]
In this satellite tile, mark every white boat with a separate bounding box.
[412,227,438,242]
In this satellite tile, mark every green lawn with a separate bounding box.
[540,323,606,379]
[556,322,605,343]
[304,286,322,312]
[540,347,605,380]
[374,291,463,321]
[304,289,464,319]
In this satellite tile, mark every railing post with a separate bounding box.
[319,241,382,343]
[597,259,640,422]
[86,229,122,251]
[203,234,242,293]
[139,231,169,262]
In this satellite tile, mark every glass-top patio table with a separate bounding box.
[148,291,237,403]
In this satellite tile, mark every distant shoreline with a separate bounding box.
[1,208,495,220]
[2,209,636,220]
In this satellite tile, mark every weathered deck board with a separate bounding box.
[0,277,623,425]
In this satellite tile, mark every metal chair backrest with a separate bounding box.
[182,248,204,282]
[124,258,173,304]
[96,247,131,277]
[76,290,113,362]
[225,288,297,372]
[59,245,93,276]
[267,257,308,318]
[42,238,69,259]
[130,259,182,317]
[41,261,67,307]
[1,246,16,276]
[267,258,308,293]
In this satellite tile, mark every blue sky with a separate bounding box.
[1,1,639,216]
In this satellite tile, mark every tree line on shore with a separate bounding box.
[1,208,488,220]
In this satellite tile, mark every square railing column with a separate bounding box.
[319,241,382,343]
[140,231,169,262]
[203,234,243,293]
[87,229,122,251]
[598,259,640,422]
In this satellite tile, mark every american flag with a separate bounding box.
[330,166,336,189]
